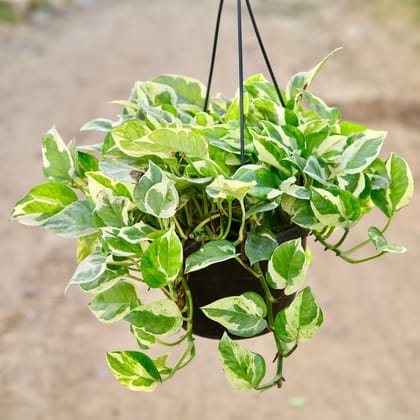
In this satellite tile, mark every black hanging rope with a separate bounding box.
[244,0,285,107]
[204,0,224,112]
[204,0,284,166]
[237,0,246,166]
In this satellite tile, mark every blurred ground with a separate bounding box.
[1,1,419,419]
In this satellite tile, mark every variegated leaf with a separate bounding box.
[218,333,266,391]
[274,287,323,344]
[41,127,75,183]
[267,239,308,295]
[89,281,140,323]
[106,351,161,392]
[11,183,77,226]
[140,227,182,288]
[125,299,183,336]
[184,240,237,273]
[201,292,267,338]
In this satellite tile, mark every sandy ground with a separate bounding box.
[1,1,420,419]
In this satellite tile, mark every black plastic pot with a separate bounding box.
[184,225,308,339]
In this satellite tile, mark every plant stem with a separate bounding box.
[338,251,386,264]
[257,352,284,391]
[172,216,188,240]
[162,277,195,381]
[233,199,247,246]
[220,201,233,240]
[341,217,393,256]
[192,213,221,234]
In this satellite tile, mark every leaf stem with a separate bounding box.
[172,216,188,240]
[341,216,393,256]
[233,199,247,246]
[162,276,195,381]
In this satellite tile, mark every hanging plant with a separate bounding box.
[10,48,413,391]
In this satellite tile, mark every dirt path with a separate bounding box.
[1,1,419,419]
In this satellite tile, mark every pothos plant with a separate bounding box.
[11,51,413,392]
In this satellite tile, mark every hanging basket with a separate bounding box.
[184,225,308,339]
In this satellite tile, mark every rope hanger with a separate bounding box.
[204,0,285,166]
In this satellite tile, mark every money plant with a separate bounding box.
[11,52,413,392]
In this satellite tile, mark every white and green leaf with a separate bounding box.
[371,153,414,217]
[11,183,77,226]
[333,131,385,176]
[89,281,140,323]
[95,190,131,228]
[310,187,361,228]
[184,240,237,273]
[41,127,75,183]
[66,250,108,291]
[274,287,323,344]
[140,227,182,288]
[106,351,161,392]
[80,267,128,294]
[286,48,341,100]
[245,229,278,266]
[201,292,267,338]
[125,299,183,336]
[43,200,99,238]
[368,227,407,254]
[206,176,256,202]
[267,239,308,295]
[218,333,266,391]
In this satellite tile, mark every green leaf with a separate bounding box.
[134,161,179,218]
[119,223,157,244]
[252,132,287,170]
[81,118,113,132]
[286,48,341,100]
[99,159,143,183]
[125,299,183,336]
[140,227,182,288]
[280,177,310,200]
[86,171,133,203]
[66,250,107,291]
[334,131,385,175]
[11,183,77,226]
[302,91,341,123]
[218,333,266,391]
[245,202,278,219]
[368,227,407,254]
[291,200,324,230]
[147,128,209,159]
[245,229,278,266]
[106,351,161,392]
[101,227,143,258]
[274,287,323,344]
[184,240,237,273]
[267,239,308,295]
[41,127,75,183]
[80,267,128,294]
[77,151,99,176]
[130,325,156,350]
[233,165,282,200]
[310,187,361,228]
[114,122,209,159]
[144,180,179,218]
[77,232,100,263]
[206,176,256,202]
[152,74,205,106]
[201,292,267,338]
[111,119,151,156]
[95,190,131,228]
[303,156,333,187]
[43,200,99,238]
[89,281,139,323]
